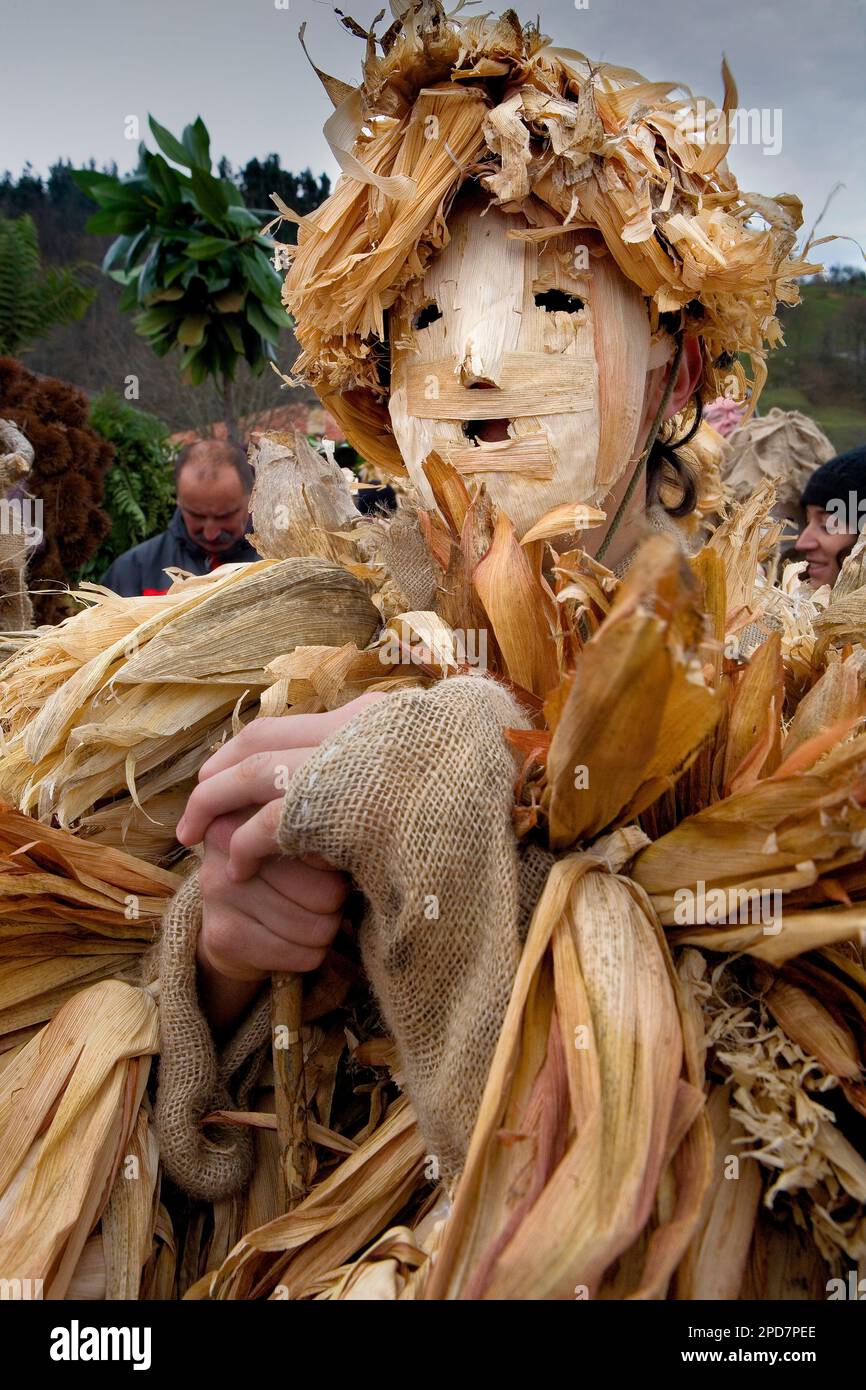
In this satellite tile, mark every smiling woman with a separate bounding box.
[795,445,866,586]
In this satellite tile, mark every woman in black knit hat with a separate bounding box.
[795,444,866,587]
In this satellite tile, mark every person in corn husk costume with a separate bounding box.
[3,4,865,1301]
[144,2,866,1299]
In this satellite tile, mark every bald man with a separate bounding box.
[101,439,261,596]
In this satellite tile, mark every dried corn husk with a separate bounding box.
[424,836,701,1300]
[247,431,367,568]
[190,1098,426,1300]
[675,1084,763,1299]
[0,557,380,853]
[0,808,179,1046]
[0,979,158,1295]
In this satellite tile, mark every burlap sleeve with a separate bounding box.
[276,674,553,1182]
[147,866,272,1201]
[149,674,553,1198]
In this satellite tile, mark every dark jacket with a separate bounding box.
[100,509,260,597]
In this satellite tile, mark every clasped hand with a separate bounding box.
[175,694,383,998]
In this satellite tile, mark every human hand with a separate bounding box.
[195,810,351,1030]
[176,691,386,881]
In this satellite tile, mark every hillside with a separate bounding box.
[760,274,866,452]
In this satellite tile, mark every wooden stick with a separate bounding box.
[271,970,314,1210]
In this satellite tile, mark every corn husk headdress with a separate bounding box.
[278,1,818,477]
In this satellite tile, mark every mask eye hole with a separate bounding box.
[534,289,585,314]
[412,302,443,330]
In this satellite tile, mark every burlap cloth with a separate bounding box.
[150,675,553,1199]
[144,865,272,1201]
[721,408,835,516]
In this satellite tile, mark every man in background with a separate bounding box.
[101,439,260,596]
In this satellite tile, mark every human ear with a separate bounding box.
[636,332,703,453]
[665,333,703,418]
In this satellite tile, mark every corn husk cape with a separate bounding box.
[276,2,819,482]
[0,425,864,1300]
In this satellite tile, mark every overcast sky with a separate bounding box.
[1,0,864,267]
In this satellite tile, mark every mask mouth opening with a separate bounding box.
[463,418,512,445]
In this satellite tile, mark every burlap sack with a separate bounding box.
[367,503,439,611]
[147,866,271,1201]
[151,675,552,1197]
[721,408,835,515]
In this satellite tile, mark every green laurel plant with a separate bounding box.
[73,117,291,440]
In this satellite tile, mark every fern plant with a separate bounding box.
[80,391,177,581]
[0,215,96,356]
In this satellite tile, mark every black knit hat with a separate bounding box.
[801,445,866,514]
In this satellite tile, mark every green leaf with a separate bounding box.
[221,317,245,353]
[149,334,175,358]
[137,241,163,303]
[177,314,209,347]
[94,181,150,210]
[244,297,279,344]
[182,117,211,171]
[137,304,182,334]
[200,271,231,293]
[240,245,280,303]
[72,168,122,199]
[118,279,140,313]
[213,287,246,313]
[102,226,151,273]
[186,235,236,259]
[163,258,191,286]
[227,206,262,230]
[126,226,153,268]
[257,295,293,331]
[148,115,193,169]
[101,234,135,273]
[145,152,184,205]
[180,347,210,386]
[86,207,147,235]
[189,168,230,227]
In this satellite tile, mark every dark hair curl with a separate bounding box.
[646,393,703,518]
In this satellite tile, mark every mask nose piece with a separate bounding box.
[459,344,500,390]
